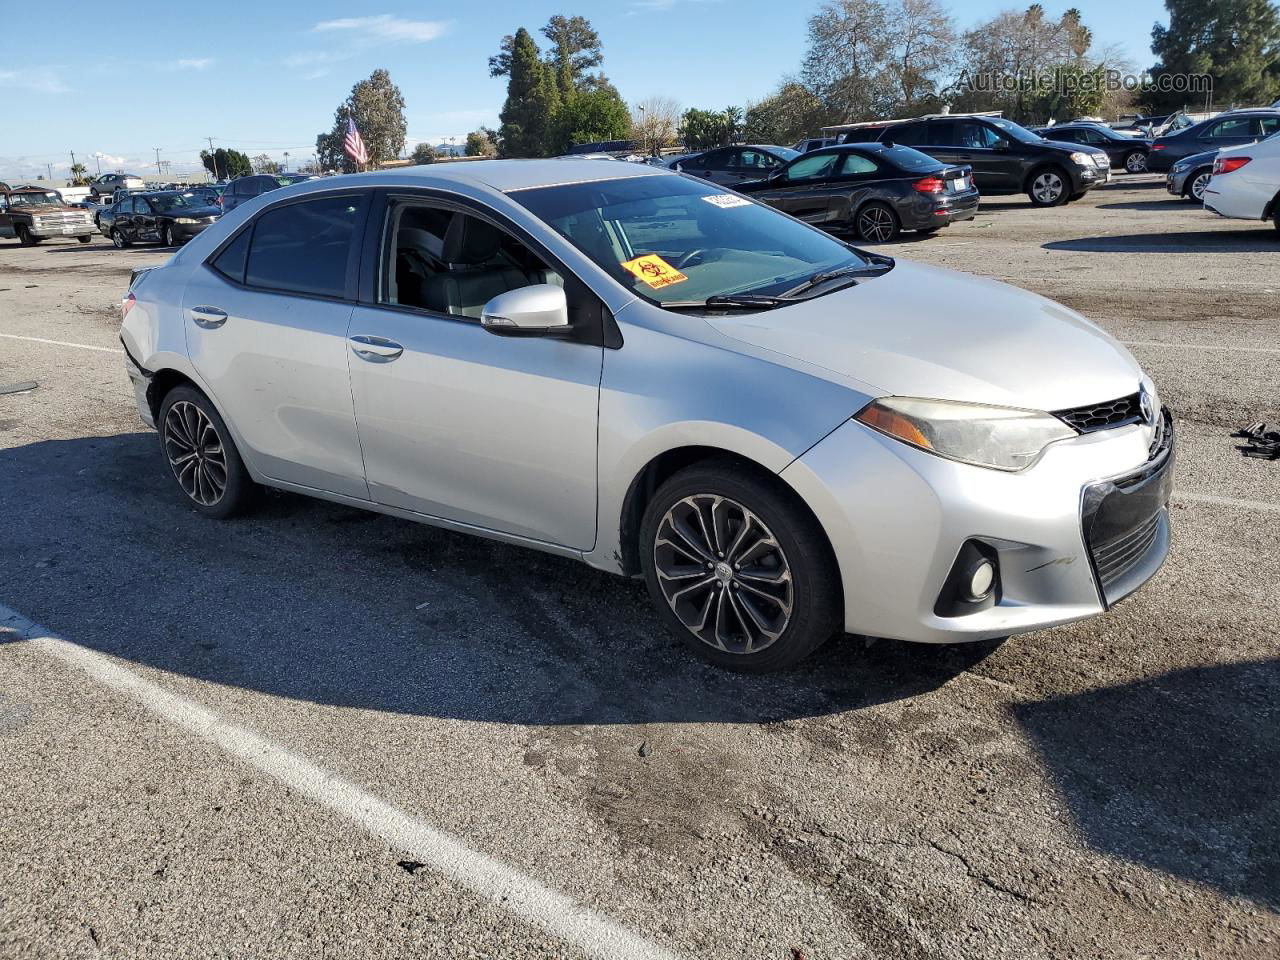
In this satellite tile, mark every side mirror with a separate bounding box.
[993,138,1010,151]
[481,283,571,337]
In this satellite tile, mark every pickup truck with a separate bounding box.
[0,185,96,245]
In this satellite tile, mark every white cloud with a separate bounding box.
[166,58,214,71]
[0,67,69,94]
[313,14,447,44]
[93,153,127,166]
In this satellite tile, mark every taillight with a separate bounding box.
[122,292,136,319]
[912,176,945,193]
[1213,156,1251,175]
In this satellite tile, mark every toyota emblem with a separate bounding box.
[1139,387,1155,425]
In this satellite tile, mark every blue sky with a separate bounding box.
[1,0,1167,180]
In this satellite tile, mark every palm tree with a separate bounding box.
[69,162,88,185]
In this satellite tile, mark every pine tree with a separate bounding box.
[1150,0,1280,111]
[498,28,561,157]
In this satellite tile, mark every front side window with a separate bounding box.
[380,201,561,318]
[241,194,363,298]
[510,173,875,306]
[784,152,839,181]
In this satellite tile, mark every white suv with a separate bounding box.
[1202,133,1280,233]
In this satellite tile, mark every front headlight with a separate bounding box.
[174,217,198,224]
[854,397,1077,472]
[1069,151,1093,167]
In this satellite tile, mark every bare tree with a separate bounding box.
[802,0,896,121]
[887,0,957,109]
[631,96,681,153]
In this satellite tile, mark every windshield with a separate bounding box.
[988,117,1043,144]
[510,174,872,305]
[150,194,194,212]
[10,192,61,207]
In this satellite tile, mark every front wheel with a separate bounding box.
[640,462,841,672]
[77,235,91,244]
[111,229,131,249]
[1186,170,1211,202]
[16,225,39,247]
[1028,167,1069,206]
[1124,150,1147,173]
[158,385,256,518]
[854,202,900,243]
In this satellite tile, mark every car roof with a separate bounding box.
[286,158,666,194]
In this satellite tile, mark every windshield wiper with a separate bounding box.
[782,259,894,299]
[658,294,792,311]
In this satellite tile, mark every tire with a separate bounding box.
[853,201,900,243]
[639,461,841,672]
[159,224,172,247]
[1185,169,1211,202]
[157,385,256,519]
[16,224,38,247]
[111,228,131,249]
[1274,205,1280,235]
[1124,150,1147,173]
[1027,166,1071,206]
[77,235,91,244]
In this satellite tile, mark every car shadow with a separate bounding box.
[1043,230,1277,253]
[0,433,1001,726]
[1014,659,1280,911]
[1095,199,1190,211]
[44,243,167,255]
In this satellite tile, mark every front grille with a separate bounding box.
[1091,511,1160,588]
[1092,154,1110,168]
[1053,392,1142,433]
[33,212,91,227]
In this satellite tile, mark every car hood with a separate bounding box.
[1039,140,1109,158]
[704,259,1142,411]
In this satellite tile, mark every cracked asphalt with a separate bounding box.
[1,173,1277,959]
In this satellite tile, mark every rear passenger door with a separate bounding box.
[828,152,886,225]
[182,191,372,499]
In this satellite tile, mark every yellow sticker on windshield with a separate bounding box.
[620,253,688,289]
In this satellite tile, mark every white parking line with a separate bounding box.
[1174,491,1280,515]
[1122,340,1280,355]
[0,604,681,960]
[0,333,123,354]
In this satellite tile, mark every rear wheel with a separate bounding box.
[640,462,841,672]
[159,224,172,247]
[157,385,256,519]
[1028,167,1069,206]
[1123,150,1147,173]
[854,201,900,243]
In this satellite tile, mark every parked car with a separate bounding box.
[1146,109,1280,171]
[183,185,225,206]
[734,143,978,242]
[1165,148,1219,202]
[1031,123,1151,172]
[0,185,95,245]
[841,113,1111,206]
[1112,112,1193,138]
[1203,134,1280,232]
[103,191,221,248]
[90,173,145,198]
[670,145,800,186]
[220,174,310,213]
[120,160,1173,671]
[794,136,841,153]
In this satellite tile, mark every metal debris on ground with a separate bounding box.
[0,382,39,396]
[1231,422,1280,460]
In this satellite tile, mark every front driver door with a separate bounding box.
[760,151,841,220]
[345,195,603,550]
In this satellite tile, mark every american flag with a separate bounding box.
[344,117,369,166]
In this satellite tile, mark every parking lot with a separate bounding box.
[1,172,1277,959]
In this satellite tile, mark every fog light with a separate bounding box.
[967,560,995,599]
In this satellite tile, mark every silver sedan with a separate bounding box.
[120,159,1173,671]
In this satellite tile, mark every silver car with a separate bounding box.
[120,160,1174,671]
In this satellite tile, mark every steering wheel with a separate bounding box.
[674,249,707,269]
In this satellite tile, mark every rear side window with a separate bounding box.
[886,122,926,145]
[243,194,364,298]
[210,227,251,283]
[1209,117,1252,138]
[839,153,879,175]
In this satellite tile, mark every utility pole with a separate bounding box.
[154,147,163,176]
[93,153,102,175]
[283,151,290,172]
[46,163,53,181]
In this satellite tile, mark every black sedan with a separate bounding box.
[670,145,801,186]
[105,192,221,248]
[1030,123,1151,173]
[735,143,978,242]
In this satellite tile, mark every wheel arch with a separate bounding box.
[1022,161,1069,194]
[1262,189,1280,222]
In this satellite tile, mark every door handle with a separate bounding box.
[958,154,973,161]
[348,335,404,362]
[190,306,227,329]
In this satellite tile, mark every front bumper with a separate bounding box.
[30,222,95,239]
[781,408,1174,643]
[170,220,216,240]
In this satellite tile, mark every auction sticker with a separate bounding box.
[701,194,752,209]
[620,254,688,289]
